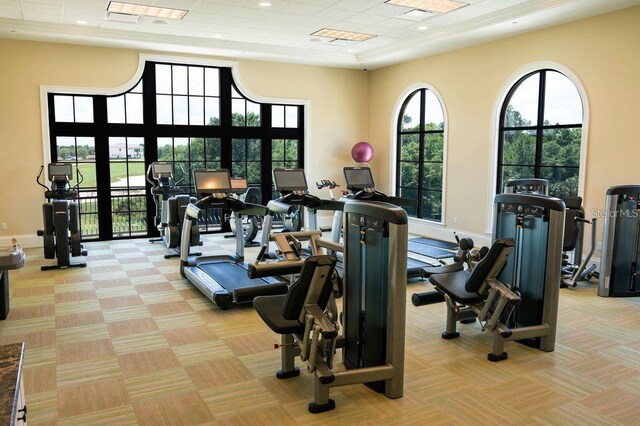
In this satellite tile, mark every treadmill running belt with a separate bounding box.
[408,241,455,260]
[199,262,277,291]
[410,237,458,250]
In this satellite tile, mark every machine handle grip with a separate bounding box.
[237,202,268,217]
[174,164,187,186]
[305,304,338,340]
[389,196,417,208]
[248,259,304,278]
[145,164,155,186]
[315,200,345,212]
[74,167,84,191]
[36,165,48,190]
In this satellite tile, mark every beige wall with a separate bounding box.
[0,40,369,241]
[2,5,639,247]
[368,6,640,246]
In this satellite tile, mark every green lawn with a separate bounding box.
[73,161,145,188]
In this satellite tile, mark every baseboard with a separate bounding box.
[1,234,42,249]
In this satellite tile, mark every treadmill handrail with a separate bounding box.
[189,194,268,216]
[270,193,344,213]
[388,196,417,208]
[314,199,345,212]
[237,202,269,217]
[281,192,324,209]
[267,200,296,214]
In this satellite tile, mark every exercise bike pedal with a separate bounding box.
[81,250,88,256]
[37,230,44,236]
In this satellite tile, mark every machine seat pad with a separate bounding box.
[254,295,305,335]
[429,271,485,304]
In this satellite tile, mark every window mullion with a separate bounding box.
[417,89,426,219]
[534,70,546,178]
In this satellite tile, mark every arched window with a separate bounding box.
[497,69,583,198]
[396,88,445,221]
[47,61,304,240]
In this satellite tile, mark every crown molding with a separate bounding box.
[1,0,638,70]
[0,18,362,68]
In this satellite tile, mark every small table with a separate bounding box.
[1,240,26,320]
[0,343,26,425]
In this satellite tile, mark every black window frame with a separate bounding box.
[395,88,446,222]
[47,61,305,241]
[496,69,583,197]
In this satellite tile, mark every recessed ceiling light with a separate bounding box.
[107,1,188,20]
[385,0,468,14]
[418,25,428,30]
[76,20,88,25]
[258,2,271,6]
[512,21,518,24]
[212,34,223,38]
[311,28,376,42]
[347,49,355,52]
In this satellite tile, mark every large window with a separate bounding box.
[396,88,445,221]
[497,69,583,199]
[47,60,304,240]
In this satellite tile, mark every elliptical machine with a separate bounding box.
[147,162,201,259]
[224,177,260,247]
[36,163,87,270]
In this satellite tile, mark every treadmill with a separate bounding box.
[332,166,438,279]
[179,169,288,310]
[260,168,344,259]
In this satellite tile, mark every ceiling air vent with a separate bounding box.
[396,9,436,21]
[106,12,141,24]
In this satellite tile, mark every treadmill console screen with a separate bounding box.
[48,163,73,181]
[273,169,308,192]
[151,162,174,179]
[344,167,375,190]
[194,169,232,194]
[230,177,248,193]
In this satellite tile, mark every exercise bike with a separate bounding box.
[36,163,87,270]
[224,177,260,247]
[147,162,202,259]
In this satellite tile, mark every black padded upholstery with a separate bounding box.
[282,255,337,320]
[563,196,584,252]
[458,237,474,251]
[429,271,484,304]
[429,238,515,304]
[564,196,582,210]
[464,238,515,293]
[253,255,337,335]
[253,295,304,334]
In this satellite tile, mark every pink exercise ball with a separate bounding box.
[351,142,374,163]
